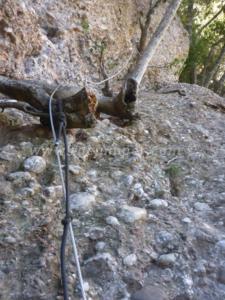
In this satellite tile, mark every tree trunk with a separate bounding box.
[129,0,182,86]
[200,39,223,86]
[186,0,194,37]
[218,71,225,95]
[204,43,225,88]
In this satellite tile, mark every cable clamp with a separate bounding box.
[54,140,60,148]
[61,214,73,226]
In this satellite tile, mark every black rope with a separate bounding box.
[54,101,71,300]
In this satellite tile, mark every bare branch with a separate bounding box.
[0,100,48,116]
[138,0,162,53]
[0,75,53,110]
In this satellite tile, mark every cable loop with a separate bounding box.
[49,86,87,300]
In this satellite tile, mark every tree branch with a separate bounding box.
[197,5,225,36]
[0,75,52,110]
[138,0,162,53]
[0,100,48,116]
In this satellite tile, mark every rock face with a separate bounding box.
[1,1,225,300]
[0,0,189,83]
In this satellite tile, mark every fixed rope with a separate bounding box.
[85,49,134,86]
[49,87,87,300]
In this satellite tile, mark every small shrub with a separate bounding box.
[165,164,181,178]
[81,18,89,33]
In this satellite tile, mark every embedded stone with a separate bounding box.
[24,156,46,174]
[217,264,225,284]
[131,285,167,300]
[106,216,120,226]
[158,253,177,267]
[149,199,168,209]
[123,254,137,266]
[69,165,82,175]
[118,205,147,223]
[194,202,210,211]
[70,192,96,211]
[7,171,32,182]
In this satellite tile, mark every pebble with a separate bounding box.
[158,253,177,267]
[5,236,17,244]
[87,227,105,240]
[148,214,159,222]
[83,281,90,292]
[150,251,158,261]
[69,165,82,175]
[86,184,98,195]
[120,174,134,186]
[44,185,63,198]
[89,136,99,143]
[182,217,192,224]
[1,145,15,152]
[133,183,145,198]
[95,241,106,252]
[194,202,210,211]
[0,151,17,161]
[162,268,174,282]
[22,200,30,206]
[148,199,168,209]
[123,254,137,266]
[70,192,96,211]
[19,187,36,197]
[24,156,46,174]
[87,169,98,179]
[0,145,17,161]
[155,231,178,250]
[84,252,117,285]
[217,264,225,284]
[7,171,32,182]
[194,260,206,276]
[216,240,225,254]
[106,216,120,226]
[130,285,167,300]
[19,142,33,155]
[118,205,147,223]
[173,295,190,300]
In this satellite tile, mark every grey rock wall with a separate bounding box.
[0,0,189,85]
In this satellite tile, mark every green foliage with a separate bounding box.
[169,57,186,76]
[165,164,181,178]
[89,39,108,59]
[165,164,182,197]
[81,18,89,33]
[179,0,225,93]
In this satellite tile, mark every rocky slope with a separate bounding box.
[1,83,225,300]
